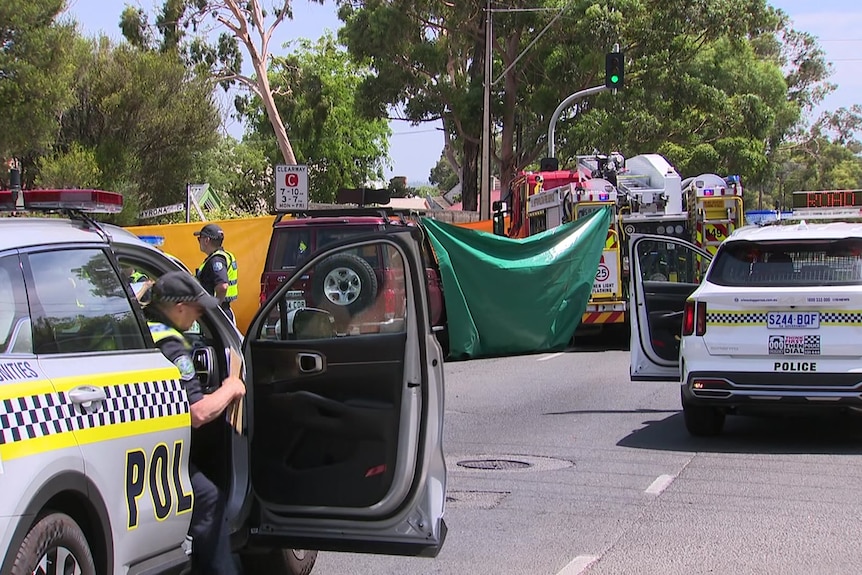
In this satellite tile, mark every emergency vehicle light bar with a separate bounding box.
[0,189,124,213]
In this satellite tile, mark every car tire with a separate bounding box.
[682,401,725,436]
[240,548,318,575]
[312,253,378,315]
[10,512,96,575]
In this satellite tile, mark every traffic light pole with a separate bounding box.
[547,84,610,158]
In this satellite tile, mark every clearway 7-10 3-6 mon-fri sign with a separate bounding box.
[275,164,309,211]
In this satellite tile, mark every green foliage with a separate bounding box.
[429,154,459,191]
[191,137,274,214]
[35,143,102,188]
[388,176,408,198]
[0,0,80,159]
[57,39,220,209]
[240,34,390,202]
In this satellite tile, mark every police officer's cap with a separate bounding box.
[194,223,224,240]
[151,271,218,309]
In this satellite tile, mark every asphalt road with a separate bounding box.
[312,343,862,575]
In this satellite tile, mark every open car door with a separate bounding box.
[243,228,447,556]
[629,233,711,381]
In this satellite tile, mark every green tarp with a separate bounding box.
[421,206,612,360]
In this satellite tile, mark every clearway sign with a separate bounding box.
[139,203,185,219]
[275,164,309,211]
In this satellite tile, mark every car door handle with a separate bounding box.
[297,353,323,374]
[68,385,107,411]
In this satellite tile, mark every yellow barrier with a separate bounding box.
[126,216,277,335]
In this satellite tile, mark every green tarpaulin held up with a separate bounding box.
[421,206,612,360]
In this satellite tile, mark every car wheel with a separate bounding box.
[240,548,318,575]
[10,512,96,575]
[312,253,378,315]
[682,401,725,436]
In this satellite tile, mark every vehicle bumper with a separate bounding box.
[683,369,862,407]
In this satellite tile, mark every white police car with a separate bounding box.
[628,219,862,436]
[0,187,447,574]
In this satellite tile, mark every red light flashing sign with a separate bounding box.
[792,190,862,209]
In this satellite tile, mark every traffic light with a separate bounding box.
[605,52,624,89]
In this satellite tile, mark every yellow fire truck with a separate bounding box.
[497,152,745,334]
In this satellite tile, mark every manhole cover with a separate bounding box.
[457,458,532,470]
[449,454,574,473]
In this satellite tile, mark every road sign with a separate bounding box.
[275,164,309,211]
[139,203,185,219]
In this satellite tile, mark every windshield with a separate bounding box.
[708,239,862,287]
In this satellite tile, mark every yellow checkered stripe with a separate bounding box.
[707,310,862,326]
[0,372,189,461]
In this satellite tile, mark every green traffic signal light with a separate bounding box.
[605,52,624,89]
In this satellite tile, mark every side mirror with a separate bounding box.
[287,308,337,340]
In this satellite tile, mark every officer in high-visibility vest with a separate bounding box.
[194,223,238,323]
[145,271,245,575]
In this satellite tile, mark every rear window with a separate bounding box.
[708,239,862,287]
[269,226,381,271]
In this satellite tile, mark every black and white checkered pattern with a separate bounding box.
[821,312,862,325]
[0,379,188,446]
[708,310,862,326]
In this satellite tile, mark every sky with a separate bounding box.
[65,0,862,185]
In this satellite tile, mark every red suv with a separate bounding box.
[260,207,446,342]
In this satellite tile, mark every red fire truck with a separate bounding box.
[494,153,744,334]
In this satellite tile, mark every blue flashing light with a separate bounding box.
[599,193,609,201]
[138,235,165,247]
[703,189,715,196]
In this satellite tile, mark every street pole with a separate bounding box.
[480,0,492,221]
[547,85,609,158]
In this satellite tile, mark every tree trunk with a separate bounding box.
[461,139,479,211]
[251,52,297,165]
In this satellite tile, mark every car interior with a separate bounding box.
[249,242,412,509]
[121,239,415,513]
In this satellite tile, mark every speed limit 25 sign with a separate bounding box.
[275,164,309,211]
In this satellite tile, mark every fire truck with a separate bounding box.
[494,152,745,334]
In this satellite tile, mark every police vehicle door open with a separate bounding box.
[242,228,446,555]
[629,233,712,381]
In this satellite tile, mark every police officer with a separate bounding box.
[194,223,238,323]
[145,271,245,575]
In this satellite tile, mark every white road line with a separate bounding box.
[645,473,676,495]
[537,352,565,362]
[556,555,600,575]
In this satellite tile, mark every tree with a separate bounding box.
[56,38,220,210]
[120,0,313,167]
[0,0,79,168]
[339,0,487,209]
[339,0,795,213]
[239,34,390,202]
[192,136,274,214]
[429,153,459,192]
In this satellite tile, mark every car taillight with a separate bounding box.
[696,301,707,336]
[259,278,267,305]
[682,300,695,335]
[683,300,707,336]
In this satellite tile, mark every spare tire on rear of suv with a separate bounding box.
[312,253,378,316]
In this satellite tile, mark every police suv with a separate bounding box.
[628,200,862,436]
[0,188,447,574]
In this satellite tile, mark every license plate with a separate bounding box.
[767,312,819,329]
[285,290,305,311]
[286,299,305,311]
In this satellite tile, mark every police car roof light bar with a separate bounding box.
[0,189,124,213]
